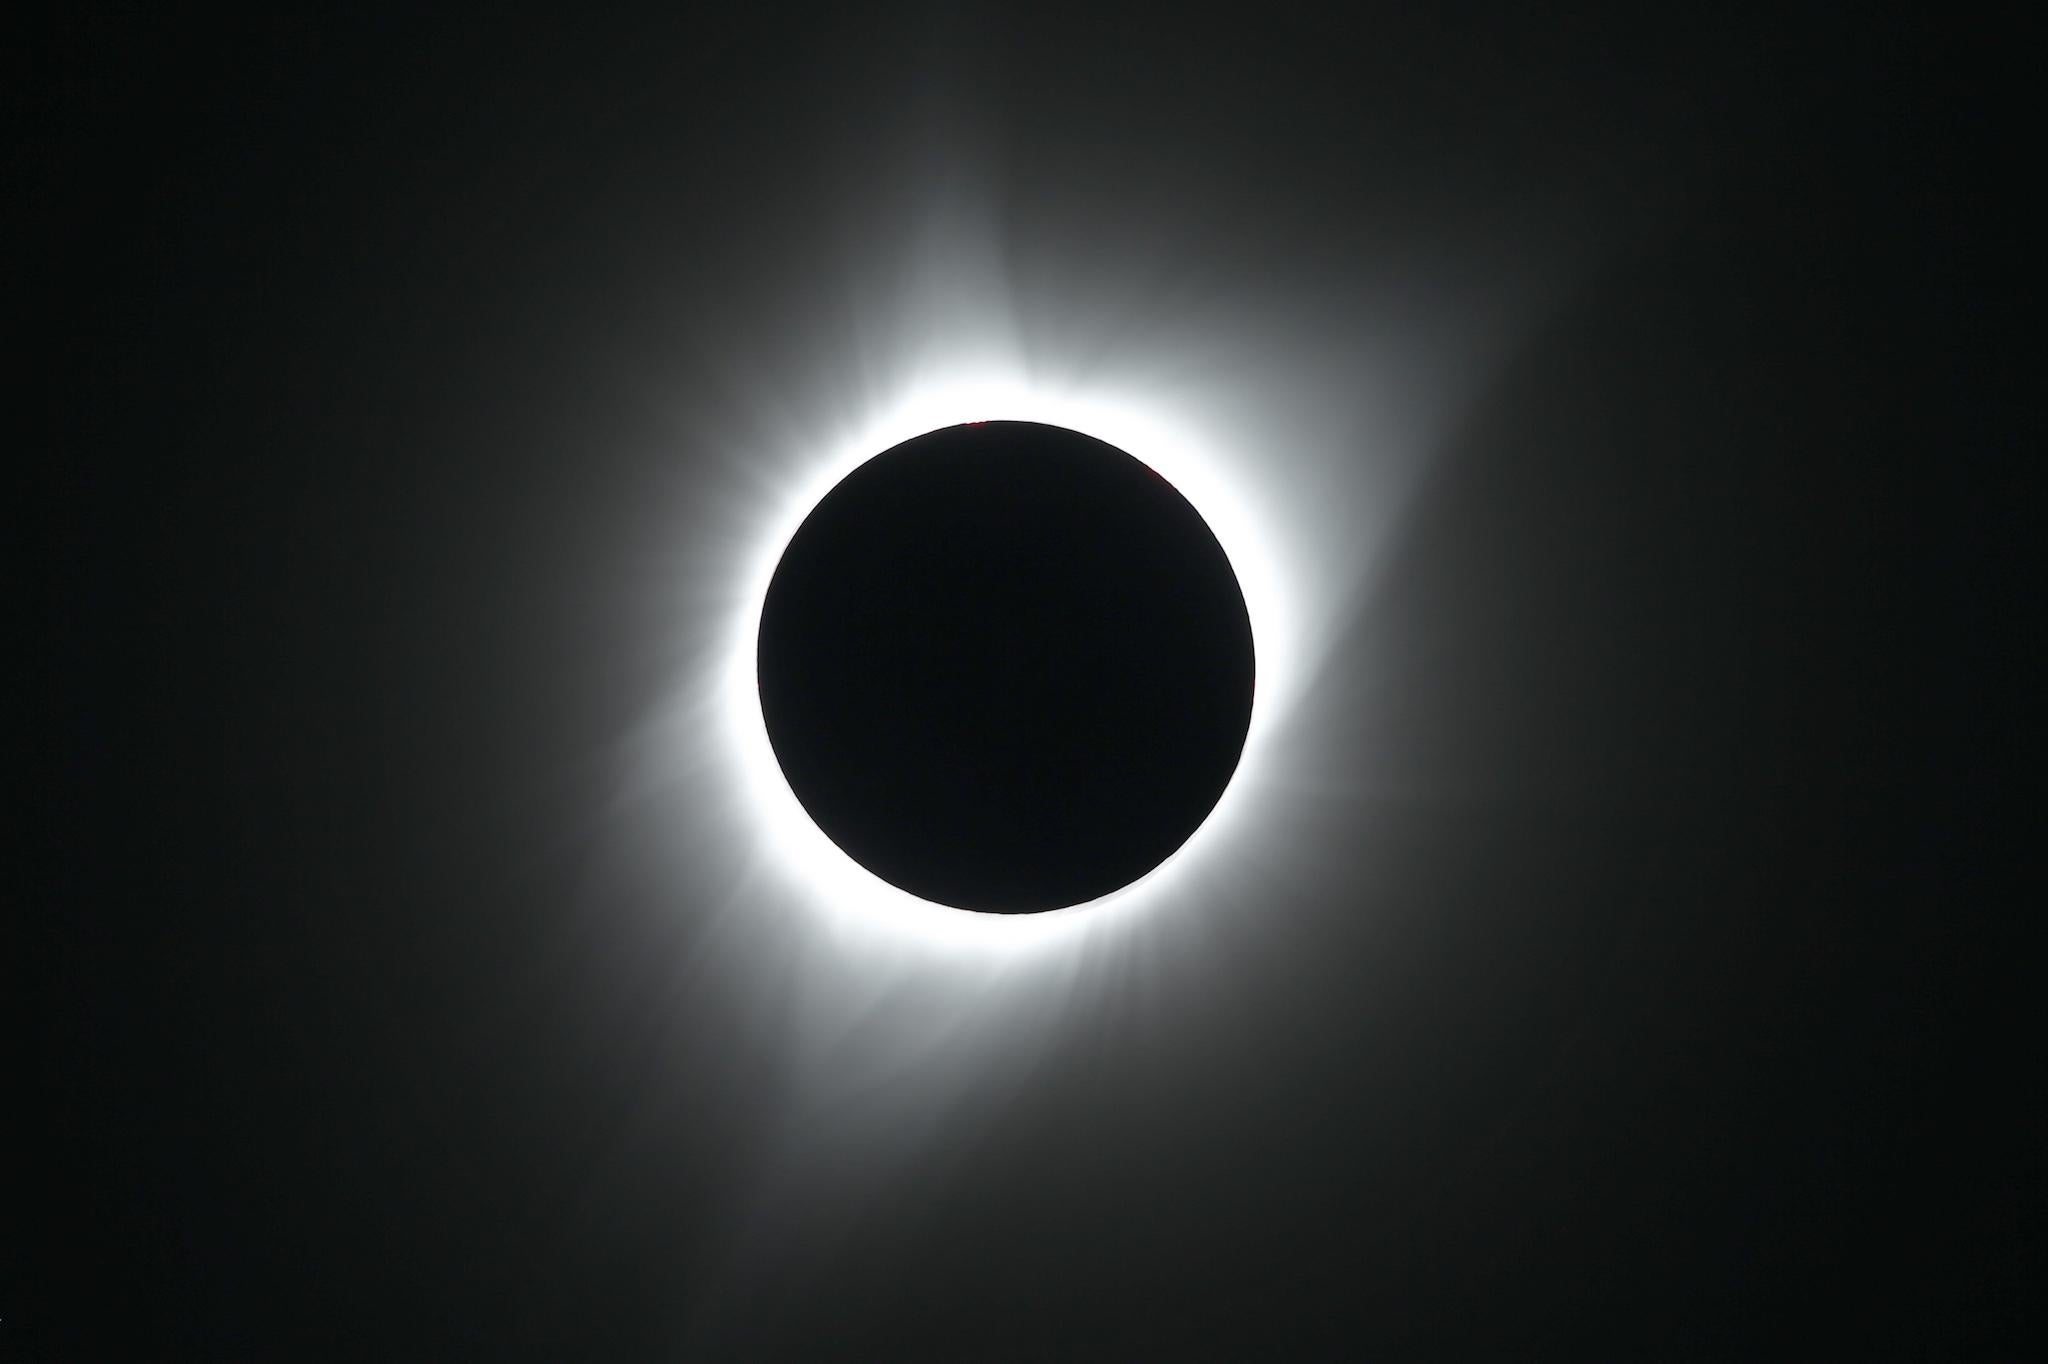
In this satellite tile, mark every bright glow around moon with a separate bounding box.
[587,144,1568,1310]
[623,179,1553,976]
[717,374,1291,957]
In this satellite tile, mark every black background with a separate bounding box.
[23,4,2029,1358]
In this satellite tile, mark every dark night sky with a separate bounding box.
[23,4,2030,1358]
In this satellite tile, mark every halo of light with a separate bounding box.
[711,368,1297,959]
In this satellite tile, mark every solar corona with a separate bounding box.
[755,421,1255,915]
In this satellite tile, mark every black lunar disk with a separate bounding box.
[757,421,1255,914]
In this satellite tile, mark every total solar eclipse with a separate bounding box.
[756,420,1255,914]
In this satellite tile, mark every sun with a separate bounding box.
[708,367,1298,958]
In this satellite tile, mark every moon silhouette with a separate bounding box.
[757,420,1255,913]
